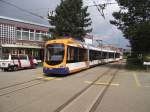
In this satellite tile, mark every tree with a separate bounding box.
[42,35,51,41]
[48,0,92,41]
[110,0,150,57]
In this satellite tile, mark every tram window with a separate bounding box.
[89,50,101,61]
[102,52,107,59]
[115,53,120,58]
[109,53,114,58]
[98,51,102,59]
[96,51,101,60]
[94,51,100,60]
[78,48,87,62]
[45,44,64,65]
[115,53,118,58]
[89,50,95,61]
[89,50,92,61]
[67,46,87,63]
[113,53,115,58]
[67,46,78,63]
[102,52,104,59]
[109,53,111,58]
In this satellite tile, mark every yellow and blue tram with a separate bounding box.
[43,38,121,75]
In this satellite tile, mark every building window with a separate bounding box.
[35,32,42,41]
[0,24,16,44]
[22,30,29,40]
[40,34,43,41]
[30,31,34,40]
[16,30,21,40]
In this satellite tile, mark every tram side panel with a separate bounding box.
[107,52,116,62]
[115,53,121,61]
[66,46,89,73]
[89,50,101,66]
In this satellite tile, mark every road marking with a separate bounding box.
[36,76,45,79]
[43,77,55,81]
[133,72,141,87]
[36,74,55,81]
[36,74,62,81]
[85,81,120,86]
[36,74,47,80]
[55,78,63,81]
[144,85,150,88]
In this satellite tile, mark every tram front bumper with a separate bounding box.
[43,67,69,75]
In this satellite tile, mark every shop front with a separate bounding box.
[1,44,44,61]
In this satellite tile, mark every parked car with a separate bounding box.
[0,54,38,71]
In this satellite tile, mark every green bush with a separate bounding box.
[126,57,144,70]
[144,54,150,62]
[127,57,142,65]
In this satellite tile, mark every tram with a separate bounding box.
[43,38,121,75]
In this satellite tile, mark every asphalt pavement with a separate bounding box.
[0,62,150,112]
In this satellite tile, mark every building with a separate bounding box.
[84,34,93,45]
[0,16,50,61]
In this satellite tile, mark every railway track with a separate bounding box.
[0,62,120,112]
[54,62,121,112]
[89,69,119,112]
[0,76,55,97]
[0,64,111,97]
[0,79,37,90]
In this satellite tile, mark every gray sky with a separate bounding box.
[0,0,129,48]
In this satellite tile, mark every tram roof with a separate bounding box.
[45,38,118,53]
[87,45,116,53]
[45,38,84,47]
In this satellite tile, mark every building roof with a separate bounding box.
[0,16,50,32]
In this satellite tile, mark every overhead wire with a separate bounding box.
[89,0,117,19]
[0,0,50,21]
[0,0,117,21]
[91,0,105,19]
[0,0,122,46]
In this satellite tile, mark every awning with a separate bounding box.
[1,44,43,49]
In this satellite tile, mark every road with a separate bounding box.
[0,62,150,112]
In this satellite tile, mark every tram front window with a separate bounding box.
[45,44,64,65]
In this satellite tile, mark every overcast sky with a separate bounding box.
[0,0,129,48]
